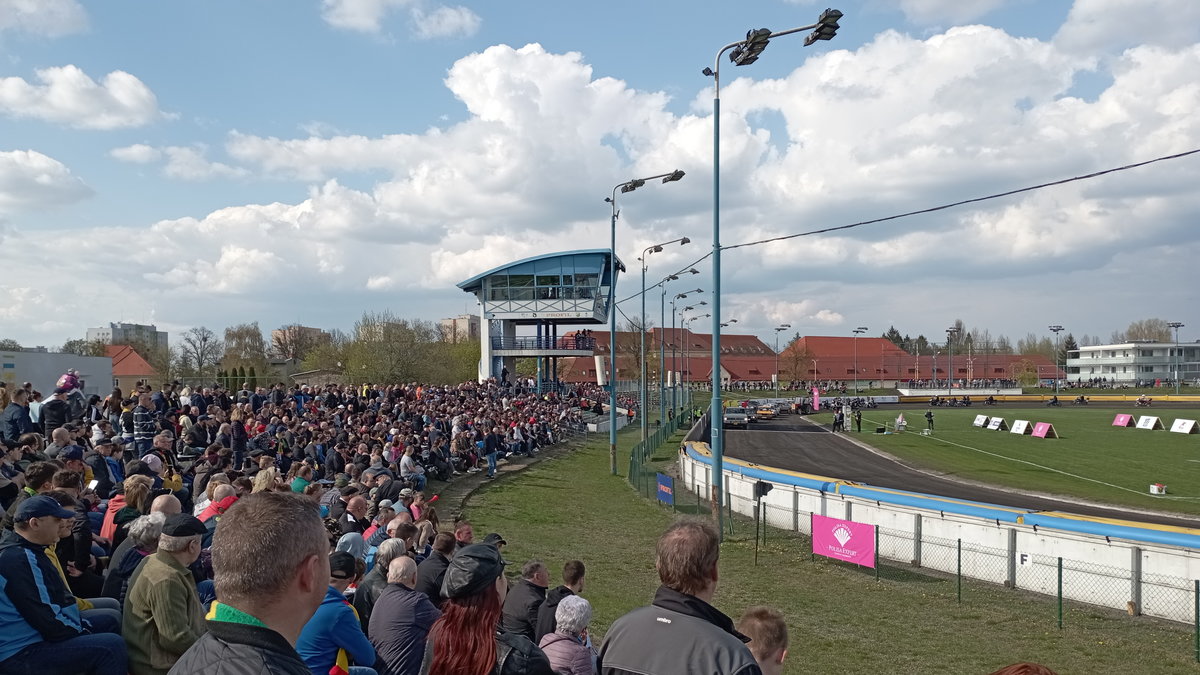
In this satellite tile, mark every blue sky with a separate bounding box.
[1,0,1198,351]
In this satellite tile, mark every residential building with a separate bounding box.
[86,322,168,353]
[1067,341,1200,384]
[105,345,157,394]
[439,315,481,344]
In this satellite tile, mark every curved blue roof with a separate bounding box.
[456,249,626,292]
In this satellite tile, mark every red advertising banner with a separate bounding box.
[811,514,876,568]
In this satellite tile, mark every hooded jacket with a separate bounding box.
[296,586,376,675]
[0,529,84,663]
[534,584,574,643]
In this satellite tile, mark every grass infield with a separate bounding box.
[806,407,1200,516]
[461,428,1200,674]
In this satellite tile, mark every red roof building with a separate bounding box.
[105,345,157,393]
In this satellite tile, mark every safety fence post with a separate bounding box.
[1194,579,1199,663]
[956,538,962,604]
[875,527,880,582]
[1057,557,1064,630]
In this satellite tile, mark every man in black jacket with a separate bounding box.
[0,388,35,443]
[598,518,761,675]
[352,538,407,631]
[170,492,329,675]
[39,388,72,435]
[534,559,586,643]
[84,438,123,499]
[369,556,440,675]
[499,559,548,641]
[414,533,455,608]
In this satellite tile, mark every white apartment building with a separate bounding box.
[85,322,168,353]
[1067,341,1200,384]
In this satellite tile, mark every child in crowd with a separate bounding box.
[736,606,788,675]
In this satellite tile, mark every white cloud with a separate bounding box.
[0,0,87,37]
[0,149,91,213]
[1055,0,1200,55]
[321,0,410,33]
[0,65,162,129]
[893,0,1008,25]
[411,5,480,39]
[110,144,162,163]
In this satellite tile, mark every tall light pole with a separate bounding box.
[606,170,685,475]
[1048,325,1064,395]
[685,313,711,417]
[1169,321,1185,395]
[703,8,844,536]
[945,327,958,396]
[659,269,698,425]
[852,326,868,395]
[670,286,703,420]
[774,324,791,398]
[641,237,690,440]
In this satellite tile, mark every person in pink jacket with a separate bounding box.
[537,595,596,675]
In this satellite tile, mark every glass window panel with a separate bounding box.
[561,274,573,286]
[510,287,534,301]
[488,274,507,288]
[489,288,509,301]
[509,274,534,287]
[536,275,560,286]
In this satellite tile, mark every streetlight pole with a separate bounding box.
[703,9,844,537]
[852,326,868,395]
[1169,321,1185,395]
[671,289,704,418]
[945,327,958,396]
[641,238,690,441]
[1048,325,1064,395]
[774,324,791,398]
[606,170,686,475]
[685,313,710,419]
[659,271,697,426]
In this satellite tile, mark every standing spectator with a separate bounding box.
[735,607,788,675]
[422,543,553,675]
[368,556,440,675]
[598,518,761,675]
[40,388,72,436]
[0,388,35,443]
[535,560,586,642]
[501,559,549,641]
[297,551,378,675]
[122,514,208,675]
[484,427,503,479]
[538,595,596,675]
[414,533,455,608]
[170,493,331,675]
[925,409,934,431]
[133,394,157,457]
[354,538,408,632]
[0,495,128,675]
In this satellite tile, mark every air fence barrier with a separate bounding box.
[625,412,1200,660]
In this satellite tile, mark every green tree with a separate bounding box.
[247,366,257,388]
[882,326,904,348]
[59,338,107,356]
[1059,333,1079,366]
[0,339,21,351]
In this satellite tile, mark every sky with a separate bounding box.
[1,0,1198,352]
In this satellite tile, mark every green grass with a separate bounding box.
[809,407,1200,516]
[462,428,1200,674]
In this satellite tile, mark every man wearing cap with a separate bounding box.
[296,551,378,675]
[0,495,128,675]
[123,513,207,675]
[86,438,123,499]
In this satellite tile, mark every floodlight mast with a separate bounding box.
[703,9,844,539]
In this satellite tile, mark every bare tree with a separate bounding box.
[223,322,267,365]
[272,324,328,362]
[1124,318,1171,342]
[179,327,224,379]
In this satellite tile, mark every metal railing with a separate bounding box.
[489,336,596,350]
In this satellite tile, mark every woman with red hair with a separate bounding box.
[422,544,553,675]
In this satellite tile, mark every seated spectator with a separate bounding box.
[354,538,408,631]
[0,495,128,675]
[362,500,396,545]
[368,556,440,675]
[424,543,553,675]
[453,519,474,551]
[340,496,371,535]
[296,551,378,675]
[598,518,760,675]
[535,559,586,642]
[398,446,426,492]
[500,559,549,641]
[538,595,596,675]
[170,493,330,675]
[122,514,208,675]
[736,606,788,675]
[102,512,166,604]
[414,533,455,609]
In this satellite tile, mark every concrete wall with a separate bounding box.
[0,351,113,399]
[680,450,1200,624]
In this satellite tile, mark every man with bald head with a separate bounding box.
[338,496,370,535]
[368,556,440,675]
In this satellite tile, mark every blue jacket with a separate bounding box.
[0,529,84,663]
[296,585,376,674]
[0,403,34,444]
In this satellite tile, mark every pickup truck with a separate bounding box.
[723,408,749,429]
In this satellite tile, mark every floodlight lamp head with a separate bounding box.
[652,245,663,253]
[666,274,679,281]
[804,8,843,46]
[730,28,771,66]
[687,268,699,275]
[702,67,714,77]
[662,170,686,183]
[621,179,645,193]
[680,237,691,245]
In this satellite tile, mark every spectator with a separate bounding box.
[122,514,208,675]
[453,519,474,551]
[297,551,378,675]
[538,595,596,675]
[0,495,128,675]
[101,512,166,604]
[132,394,156,457]
[86,438,123,499]
[2,460,57,531]
[354,538,408,631]
[170,493,331,675]
[598,518,761,675]
[0,388,35,444]
[415,532,456,608]
[423,543,553,675]
[341,495,371,535]
[399,446,426,491]
[535,559,586,642]
[736,607,788,675]
[40,388,72,436]
[368,556,440,675]
[501,559,549,641]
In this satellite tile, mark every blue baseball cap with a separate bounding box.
[15,495,75,521]
[60,446,84,461]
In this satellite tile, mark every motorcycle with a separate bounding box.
[984,396,996,406]
[1073,396,1089,405]
[1135,398,1153,408]
[1046,397,1061,407]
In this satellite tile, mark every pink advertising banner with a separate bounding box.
[1112,414,1134,427]
[811,514,876,568]
[1032,422,1058,438]
[812,387,820,411]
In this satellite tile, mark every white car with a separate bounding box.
[723,408,749,429]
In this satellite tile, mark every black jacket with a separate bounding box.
[40,398,70,435]
[0,403,34,443]
[413,551,450,608]
[598,586,761,675]
[168,619,310,675]
[353,563,389,632]
[418,631,553,675]
[84,451,117,499]
[534,585,575,643]
[499,578,546,641]
[368,583,441,675]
